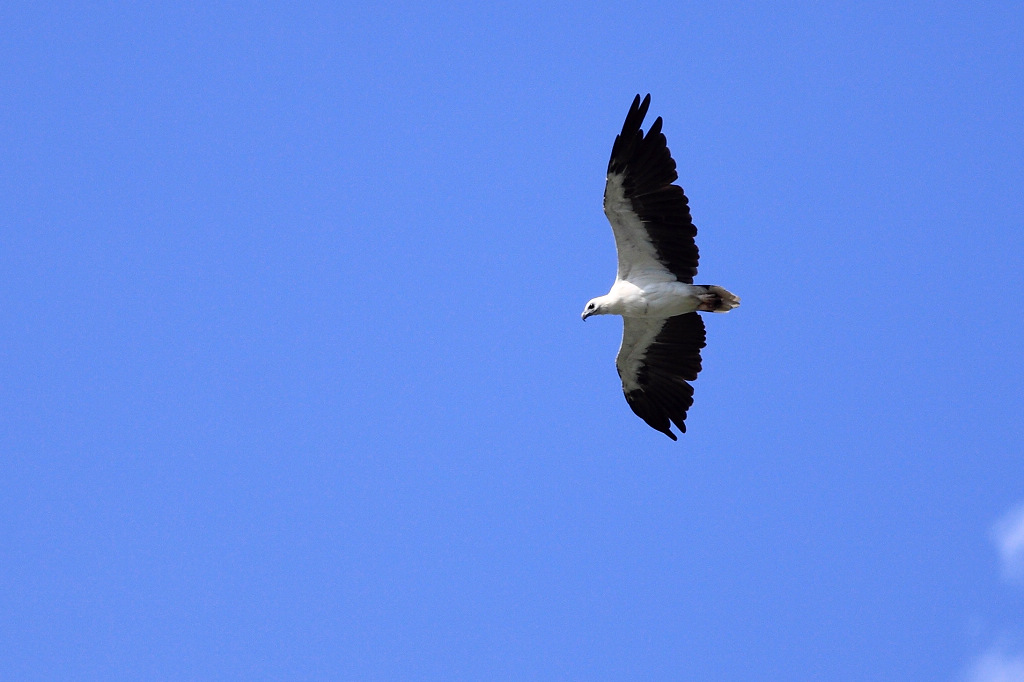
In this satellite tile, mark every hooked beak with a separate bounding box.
[581,311,590,321]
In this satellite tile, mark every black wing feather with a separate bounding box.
[621,313,706,440]
[607,94,699,283]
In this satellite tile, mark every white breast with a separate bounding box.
[607,279,701,318]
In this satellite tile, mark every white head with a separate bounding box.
[581,296,610,320]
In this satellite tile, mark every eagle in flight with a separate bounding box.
[582,94,739,440]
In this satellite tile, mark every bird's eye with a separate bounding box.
[588,304,595,310]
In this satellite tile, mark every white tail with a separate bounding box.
[700,285,740,313]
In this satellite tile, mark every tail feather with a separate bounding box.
[698,285,740,313]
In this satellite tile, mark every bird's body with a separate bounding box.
[583,94,739,440]
[588,279,732,319]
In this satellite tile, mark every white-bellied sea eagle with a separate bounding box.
[582,94,739,440]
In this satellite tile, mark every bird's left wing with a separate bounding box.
[616,312,706,440]
[604,94,700,284]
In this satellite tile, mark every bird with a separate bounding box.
[582,94,739,440]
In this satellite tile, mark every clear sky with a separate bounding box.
[2,2,1023,680]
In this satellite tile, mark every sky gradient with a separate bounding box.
[2,2,1023,680]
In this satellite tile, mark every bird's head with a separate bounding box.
[581,298,607,320]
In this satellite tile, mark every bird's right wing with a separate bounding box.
[616,312,706,440]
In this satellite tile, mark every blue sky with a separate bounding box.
[2,2,1023,680]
